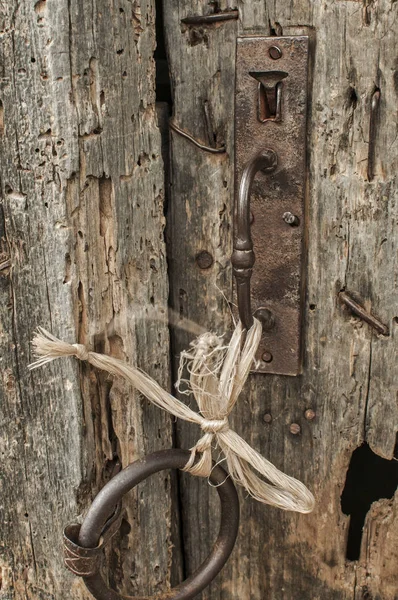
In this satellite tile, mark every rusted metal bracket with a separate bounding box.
[234,36,309,376]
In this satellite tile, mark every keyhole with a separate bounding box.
[341,442,398,561]
[249,70,288,122]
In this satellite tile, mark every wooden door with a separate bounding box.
[1,1,397,599]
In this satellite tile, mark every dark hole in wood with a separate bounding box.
[154,0,172,104]
[341,442,398,561]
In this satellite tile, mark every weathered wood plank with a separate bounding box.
[165,1,397,598]
[0,0,174,598]
[164,4,237,597]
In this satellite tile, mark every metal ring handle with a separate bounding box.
[68,449,239,600]
[231,149,278,330]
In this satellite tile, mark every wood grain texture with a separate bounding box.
[164,5,236,598]
[165,1,398,599]
[0,1,174,598]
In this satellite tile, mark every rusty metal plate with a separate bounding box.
[234,36,309,375]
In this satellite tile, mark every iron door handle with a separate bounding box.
[64,449,240,600]
[231,148,278,331]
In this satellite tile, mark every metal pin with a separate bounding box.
[367,89,380,182]
[181,10,239,25]
[169,120,226,154]
[339,290,389,336]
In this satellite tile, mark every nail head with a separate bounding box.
[195,250,214,270]
[254,307,275,331]
[262,351,273,363]
[304,409,316,421]
[269,46,282,60]
[263,413,272,424]
[289,423,301,435]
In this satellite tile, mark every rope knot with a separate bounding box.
[72,343,90,362]
[29,320,315,513]
[201,418,229,434]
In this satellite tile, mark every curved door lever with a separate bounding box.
[232,149,277,331]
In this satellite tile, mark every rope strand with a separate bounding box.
[29,320,315,513]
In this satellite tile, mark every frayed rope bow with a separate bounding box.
[29,319,315,513]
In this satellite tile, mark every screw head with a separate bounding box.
[289,423,301,435]
[254,307,275,331]
[269,46,282,60]
[262,351,273,363]
[263,413,272,424]
[304,409,316,421]
[195,250,213,270]
[283,212,300,226]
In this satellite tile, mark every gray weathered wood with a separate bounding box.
[1,1,397,598]
[165,1,398,599]
[0,1,175,598]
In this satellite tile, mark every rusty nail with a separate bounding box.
[195,250,214,270]
[254,307,275,331]
[289,423,301,435]
[169,119,226,154]
[367,89,380,182]
[181,10,239,25]
[263,413,272,424]
[269,46,282,60]
[282,212,300,226]
[339,290,389,336]
[262,351,273,363]
[304,409,316,421]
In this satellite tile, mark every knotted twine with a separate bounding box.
[29,318,315,513]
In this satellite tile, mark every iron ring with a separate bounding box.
[64,449,240,600]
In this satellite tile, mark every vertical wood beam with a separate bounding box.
[0,0,173,597]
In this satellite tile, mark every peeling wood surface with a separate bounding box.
[165,1,398,599]
[0,1,174,598]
